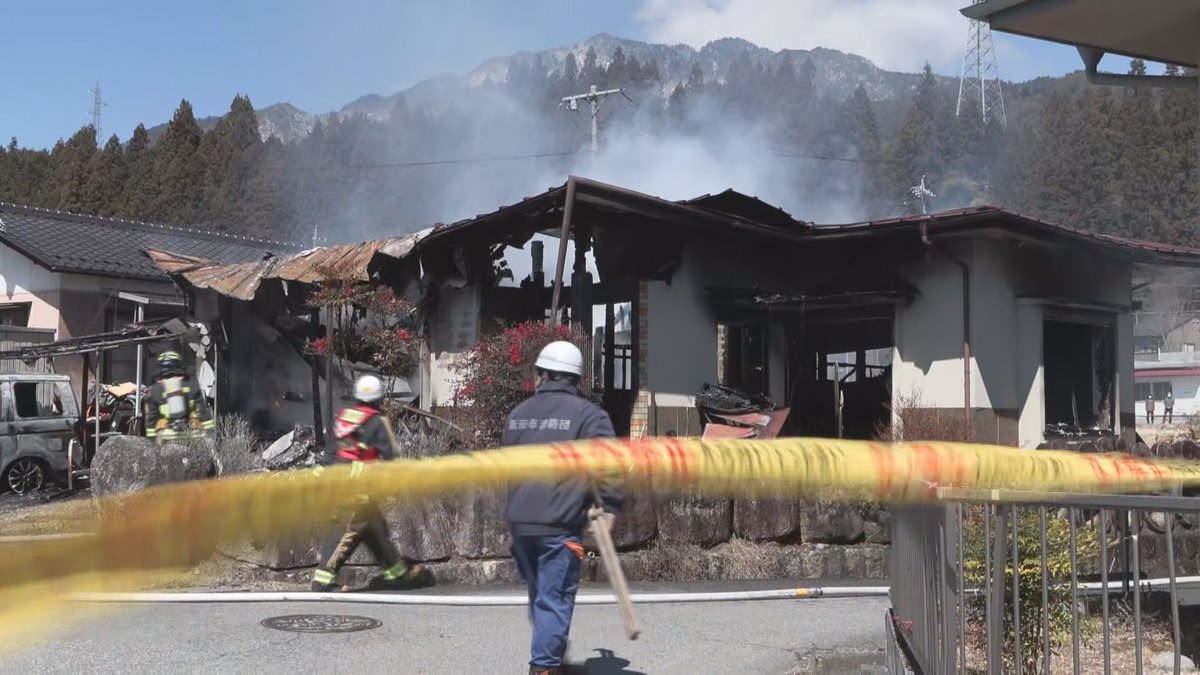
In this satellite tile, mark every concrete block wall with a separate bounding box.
[223,493,891,585]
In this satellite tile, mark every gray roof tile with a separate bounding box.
[0,203,302,280]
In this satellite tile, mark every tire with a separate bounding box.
[4,457,46,495]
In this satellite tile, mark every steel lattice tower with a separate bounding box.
[89,82,107,140]
[956,2,1006,128]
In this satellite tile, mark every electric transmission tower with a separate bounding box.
[560,85,631,163]
[956,1,1006,128]
[89,82,108,140]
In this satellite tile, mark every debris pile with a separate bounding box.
[695,384,788,439]
[695,383,776,416]
[261,425,321,470]
[87,382,151,435]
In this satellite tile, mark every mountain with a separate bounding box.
[148,102,319,146]
[144,34,960,145]
[337,34,956,125]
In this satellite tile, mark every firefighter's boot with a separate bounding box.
[311,568,339,592]
[528,666,564,675]
[366,562,434,591]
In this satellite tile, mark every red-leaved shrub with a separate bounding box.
[304,280,421,380]
[451,321,591,445]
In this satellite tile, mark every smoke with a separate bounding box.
[370,84,869,233]
[311,61,888,253]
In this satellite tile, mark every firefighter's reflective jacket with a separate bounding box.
[329,405,396,463]
[145,376,215,443]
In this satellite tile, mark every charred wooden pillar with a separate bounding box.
[571,225,593,335]
[310,311,324,440]
[604,302,616,391]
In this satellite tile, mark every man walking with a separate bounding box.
[503,341,624,675]
[1165,391,1175,425]
[311,374,432,592]
[1147,393,1157,425]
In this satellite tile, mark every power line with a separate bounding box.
[293,150,582,172]
[769,146,902,165]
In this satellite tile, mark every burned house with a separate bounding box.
[147,177,1200,448]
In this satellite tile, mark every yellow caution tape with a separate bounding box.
[2,436,1200,654]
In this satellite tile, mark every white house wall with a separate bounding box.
[893,251,975,410]
[0,241,61,333]
[892,238,1135,447]
[424,284,480,409]
[646,247,718,396]
[1135,374,1200,418]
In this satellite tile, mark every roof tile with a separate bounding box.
[0,203,302,279]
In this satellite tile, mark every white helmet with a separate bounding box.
[535,341,584,377]
[354,374,384,403]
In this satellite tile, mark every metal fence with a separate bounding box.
[891,489,1197,675]
[0,326,55,374]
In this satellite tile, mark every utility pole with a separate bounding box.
[560,85,631,164]
[88,82,108,141]
[910,175,936,215]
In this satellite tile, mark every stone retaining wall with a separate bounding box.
[219,493,891,584]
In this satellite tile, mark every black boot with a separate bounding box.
[529,666,563,675]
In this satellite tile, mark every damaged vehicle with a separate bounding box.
[0,373,79,494]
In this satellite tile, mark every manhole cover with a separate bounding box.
[261,614,382,633]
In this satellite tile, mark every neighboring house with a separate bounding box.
[143,177,1200,448]
[1133,312,1200,359]
[0,203,298,391]
[1135,351,1200,420]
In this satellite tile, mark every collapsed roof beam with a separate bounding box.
[1078,47,1198,89]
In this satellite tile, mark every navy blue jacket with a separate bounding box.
[502,380,624,537]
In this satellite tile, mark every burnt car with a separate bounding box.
[0,373,79,494]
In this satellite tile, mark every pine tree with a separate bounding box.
[843,84,886,217]
[199,95,262,229]
[152,100,205,223]
[54,126,98,212]
[1113,60,1167,240]
[121,124,156,219]
[1159,65,1198,243]
[887,64,944,212]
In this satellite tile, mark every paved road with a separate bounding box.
[2,583,888,675]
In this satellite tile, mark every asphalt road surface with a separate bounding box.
[2,582,888,675]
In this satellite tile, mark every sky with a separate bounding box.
[0,0,1148,150]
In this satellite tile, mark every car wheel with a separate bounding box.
[4,458,45,495]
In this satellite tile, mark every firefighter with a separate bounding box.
[504,341,624,675]
[311,374,432,592]
[144,350,214,444]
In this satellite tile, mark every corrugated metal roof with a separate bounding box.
[145,228,430,301]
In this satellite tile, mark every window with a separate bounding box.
[1134,337,1161,355]
[1135,381,1173,401]
[0,303,31,327]
[11,381,75,419]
